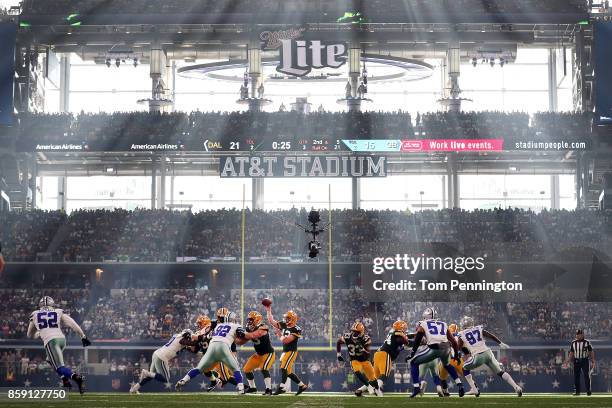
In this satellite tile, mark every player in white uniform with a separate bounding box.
[406,308,464,398]
[129,329,193,394]
[27,296,91,394]
[415,343,443,396]
[175,309,255,393]
[457,316,522,397]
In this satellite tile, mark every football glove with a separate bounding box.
[236,328,246,338]
[81,337,91,347]
[337,353,344,362]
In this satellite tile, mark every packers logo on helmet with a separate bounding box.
[216,307,230,322]
[247,311,263,329]
[196,315,211,330]
[448,323,458,334]
[284,310,298,327]
[392,320,408,332]
[351,322,365,337]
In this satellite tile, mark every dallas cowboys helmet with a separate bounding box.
[39,296,55,309]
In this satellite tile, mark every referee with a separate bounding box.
[568,329,595,396]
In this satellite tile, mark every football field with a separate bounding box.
[4,393,612,408]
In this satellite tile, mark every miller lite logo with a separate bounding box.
[277,39,348,77]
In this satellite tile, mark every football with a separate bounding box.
[261,297,272,307]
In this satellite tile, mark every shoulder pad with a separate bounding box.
[294,325,302,331]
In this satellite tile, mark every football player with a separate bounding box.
[373,320,410,395]
[243,311,276,395]
[438,323,479,396]
[129,329,194,394]
[176,308,254,394]
[406,308,464,398]
[457,316,522,397]
[265,304,308,395]
[417,352,442,397]
[187,314,233,392]
[337,322,381,397]
[27,296,91,394]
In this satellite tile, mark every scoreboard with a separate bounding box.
[201,137,506,153]
[202,136,346,152]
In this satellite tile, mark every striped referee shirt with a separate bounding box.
[570,339,593,359]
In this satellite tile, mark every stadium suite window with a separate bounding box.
[167,177,252,211]
[459,174,553,211]
[360,175,445,211]
[263,178,351,210]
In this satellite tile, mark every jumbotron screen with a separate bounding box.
[0,1,611,408]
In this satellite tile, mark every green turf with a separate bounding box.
[4,392,612,408]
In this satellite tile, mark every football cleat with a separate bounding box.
[295,384,308,395]
[262,388,273,396]
[466,387,480,397]
[61,377,72,389]
[73,374,85,395]
[175,379,187,391]
[458,384,465,397]
[374,387,383,397]
[420,380,427,396]
[237,383,245,394]
[354,389,363,397]
[206,379,221,392]
[244,386,258,394]
[409,387,421,398]
[517,388,523,397]
[129,384,140,395]
[436,385,445,397]
[272,386,286,395]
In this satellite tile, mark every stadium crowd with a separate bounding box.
[0,286,610,343]
[20,0,588,15]
[2,111,594,151]
[2,208,610,262]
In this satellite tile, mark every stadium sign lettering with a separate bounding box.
[277,40,348,77]
[219,155,386,178]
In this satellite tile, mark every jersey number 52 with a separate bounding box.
[37,311,58,329]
